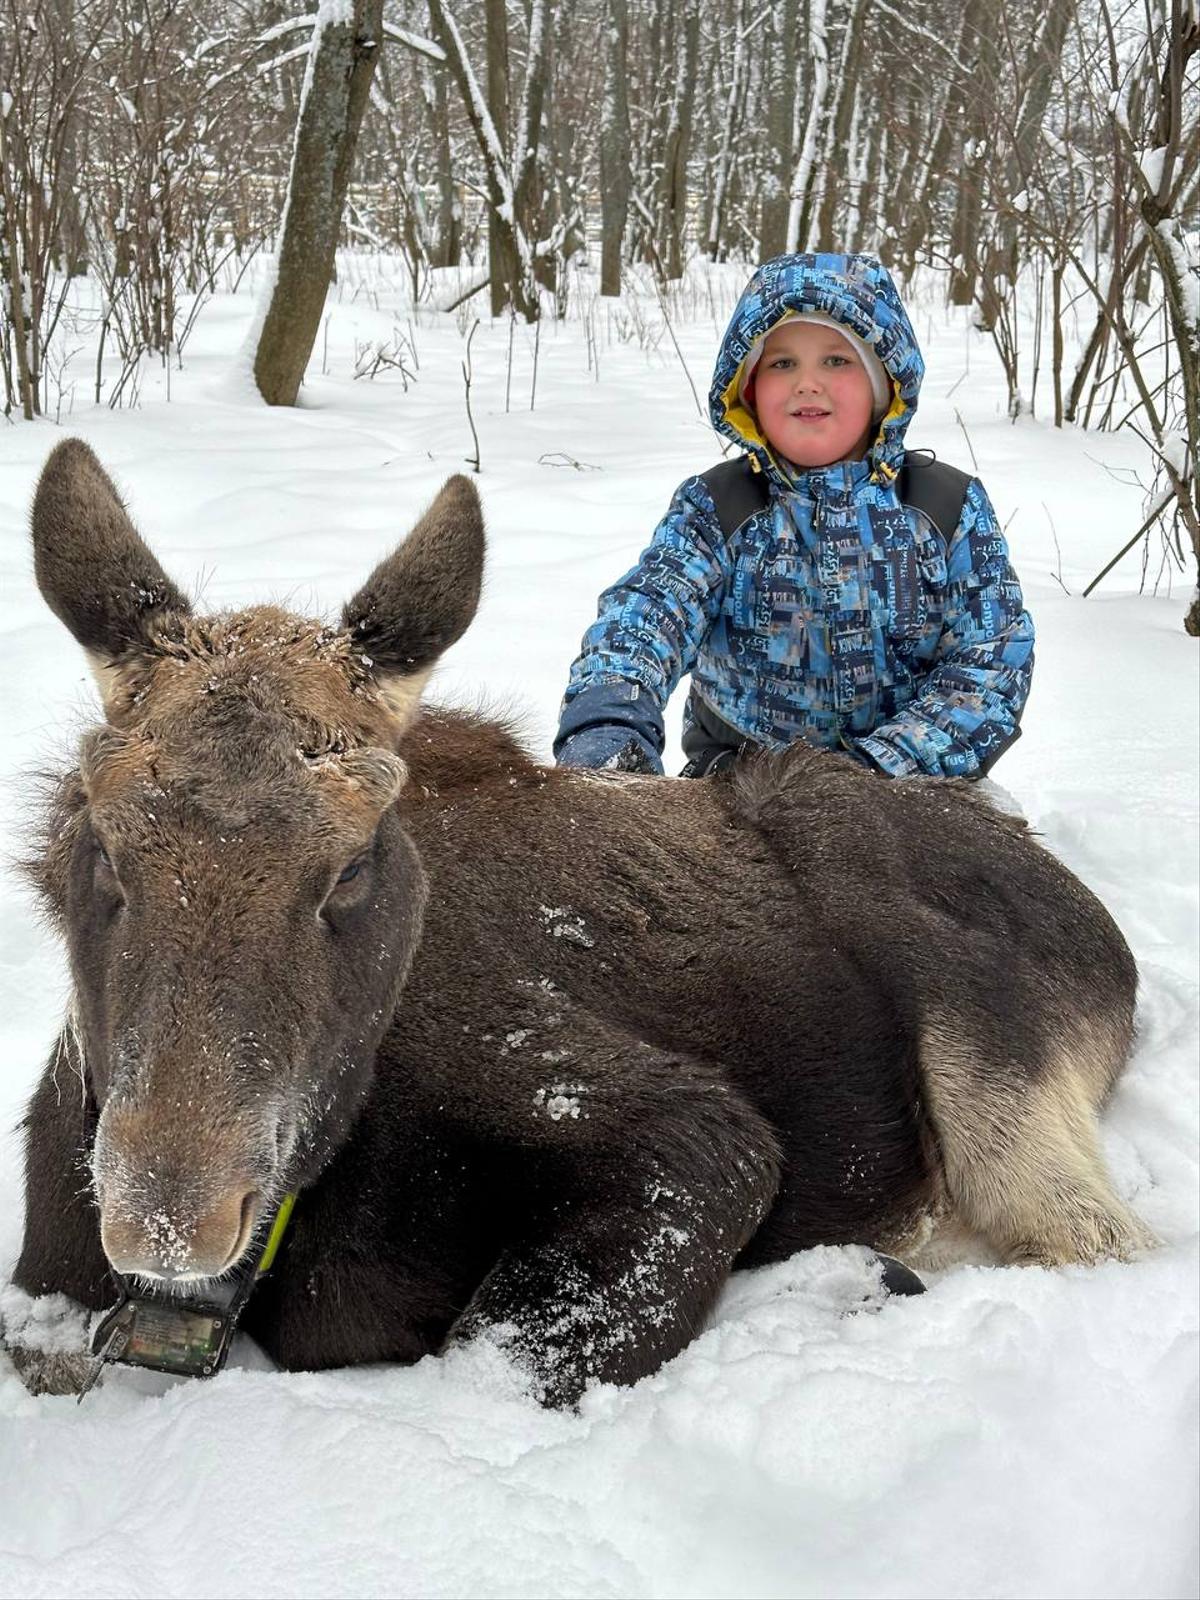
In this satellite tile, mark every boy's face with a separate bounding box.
[751,321,877,468]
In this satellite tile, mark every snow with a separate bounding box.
[0,257,1196,1600]
[1140,145,1167,193]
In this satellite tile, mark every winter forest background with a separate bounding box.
[1,0,1198,626]
[1,5,1199,1600]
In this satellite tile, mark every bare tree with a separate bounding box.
[254,0,387,405]
[599,0,631,294]
[427,0,557,320]
[657,0,699,279]
[786,0,829,250]
[1103,0,1200,629]
[0,1,108,418]
[705,0,751,261]
[758,0,798,259]
[810,0,867,250]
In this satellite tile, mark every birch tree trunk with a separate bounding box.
[810,0,867,251]
[706,0,750,261]
[253,0,384,407]
[786,0,829,251]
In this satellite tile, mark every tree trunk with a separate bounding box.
[253,0,384,407]
[759,0,798,259]
[706,0,750,261]
[811,0,867,250]
[948,0,996,306]
[513,0,553,295]
[484,0,515,317]
[787,0,829,250]
[0,149,36,417]
[428,62,461,268]
[599,0,630,295]
[996,0,1078,277]
[895,2,973,279]
[658,0,698,280]
[51,0,87,276]
[427,0,544,321]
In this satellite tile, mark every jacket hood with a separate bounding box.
[709,252,924,483]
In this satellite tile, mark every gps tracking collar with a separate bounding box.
[78,1192,296,1400]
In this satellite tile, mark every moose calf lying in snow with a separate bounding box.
[7,440,1152,1405]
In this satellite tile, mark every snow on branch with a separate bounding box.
[868,0,970,74]
[382,22,446,63]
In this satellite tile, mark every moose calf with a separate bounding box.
[8,440,1152,1404]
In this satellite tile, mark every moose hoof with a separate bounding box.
[0,1285,93,1396]
[875,1253,927,1296]
[7,1344,94,1397]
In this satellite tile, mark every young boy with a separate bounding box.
[554,252,1034,780]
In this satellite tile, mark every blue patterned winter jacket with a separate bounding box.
[555,252,1035,778]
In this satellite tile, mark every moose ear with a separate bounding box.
[31,439,191,689]
[342,474,484,728]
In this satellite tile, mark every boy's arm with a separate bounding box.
[554,476,729,773]
[854,478,1035,779]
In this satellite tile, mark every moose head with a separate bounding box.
[29,440,484,1284]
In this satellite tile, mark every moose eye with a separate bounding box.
[93,838,119,881]
[319,855,370,930]
[90,837,125,918]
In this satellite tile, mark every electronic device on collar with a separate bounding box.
[78,1193,296,1400]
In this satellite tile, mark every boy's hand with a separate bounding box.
[556,725,663,774]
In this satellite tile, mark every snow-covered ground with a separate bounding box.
[0,259,1196,1600]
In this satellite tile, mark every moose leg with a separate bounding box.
[922,1026,1154,1266]
[448,1043,782,1407]
[11,1030,110,1307]
[4,1031,112,1395]
[242,1111,493,1374]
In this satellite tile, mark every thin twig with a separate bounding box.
[1043,502,1072,594]
[656,283,704,419]
[461,319,481,473]
[1083,486,1176,597]
[505,312,514,415]
[953,409,980,475]
[443,274,491,314]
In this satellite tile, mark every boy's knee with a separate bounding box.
[557,725,663,774]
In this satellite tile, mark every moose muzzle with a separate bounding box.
[93,1100,274,1281]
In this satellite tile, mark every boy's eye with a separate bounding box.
[824,354,850,366]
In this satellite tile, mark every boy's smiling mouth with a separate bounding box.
[790,407,831,419]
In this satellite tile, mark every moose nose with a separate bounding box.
[100,1186,261,1281]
